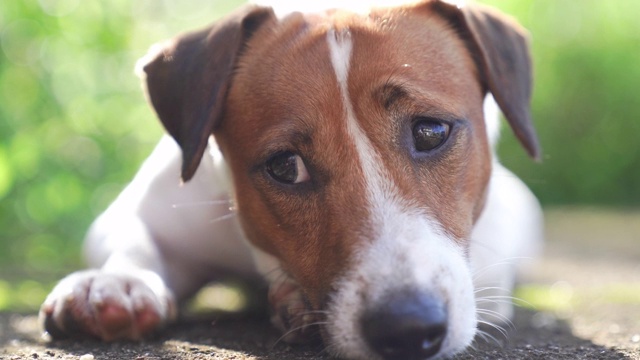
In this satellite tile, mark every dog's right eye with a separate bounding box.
[266,151,310,184]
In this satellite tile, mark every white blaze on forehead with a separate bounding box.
[327,28,391,211]
[327,29,352,94]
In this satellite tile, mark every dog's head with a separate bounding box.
[138,1,538,358]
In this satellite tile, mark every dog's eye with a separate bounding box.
[266,151,310,184]
[412,119,450,152]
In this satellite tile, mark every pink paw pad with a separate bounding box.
[39,270,175,341]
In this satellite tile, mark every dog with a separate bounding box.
[39,1,543,358]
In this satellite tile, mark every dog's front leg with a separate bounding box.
[38,136,245,341]
[39,214,177,341]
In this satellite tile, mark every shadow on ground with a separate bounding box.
[0,306,636,360]
[1,209,639,359]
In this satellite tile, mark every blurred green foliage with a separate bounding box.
[0,0,243,305]
[484,0,640,206]
[0,1,638,309]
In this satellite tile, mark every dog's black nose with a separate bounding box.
[360,293,447,360]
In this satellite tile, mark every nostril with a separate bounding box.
[419,323,447,356]
[360,293,447,360]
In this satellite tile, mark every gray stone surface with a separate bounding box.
[1,209,639,359]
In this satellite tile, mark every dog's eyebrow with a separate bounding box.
[376,83,409,110]
[256,124,314,159]
[375,82,468,121]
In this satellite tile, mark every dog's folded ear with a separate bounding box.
[137,5,276,182]
[431,1,540,160]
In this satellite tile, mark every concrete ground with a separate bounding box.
[1,208,639,359]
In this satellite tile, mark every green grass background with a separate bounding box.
[0,0,639,310]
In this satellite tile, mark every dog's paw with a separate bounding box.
[268,279,321,344]
[39,269,176,341]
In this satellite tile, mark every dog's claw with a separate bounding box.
[39,269,175,341]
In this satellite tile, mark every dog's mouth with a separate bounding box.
[267,276,455,360]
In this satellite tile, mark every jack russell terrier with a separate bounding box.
[40,0,543,358]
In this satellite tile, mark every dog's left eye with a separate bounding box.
[266,151,310,184]
[412,119,450,152]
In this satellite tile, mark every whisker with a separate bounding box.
[476,294,534,309]
[477,295,517,300]
[472,257,533,280]
[208,212,236,224]
[475,309,515,330]
[474,328,503,347]
[171,199,232,208]
[468,240,501,254]
[469,235,537,259]
[272,321,328,348]
[477,319,509,339]
[474,286,510,294]
[479,319,510,338]
[475,298,514,306]
[293,310,330,316]
[476,307,513,322]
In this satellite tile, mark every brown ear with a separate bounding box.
[138,5,276,181]
[431,1,540,160]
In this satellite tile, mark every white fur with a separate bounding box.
[483,94,501,150]
[327,29,352,98]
